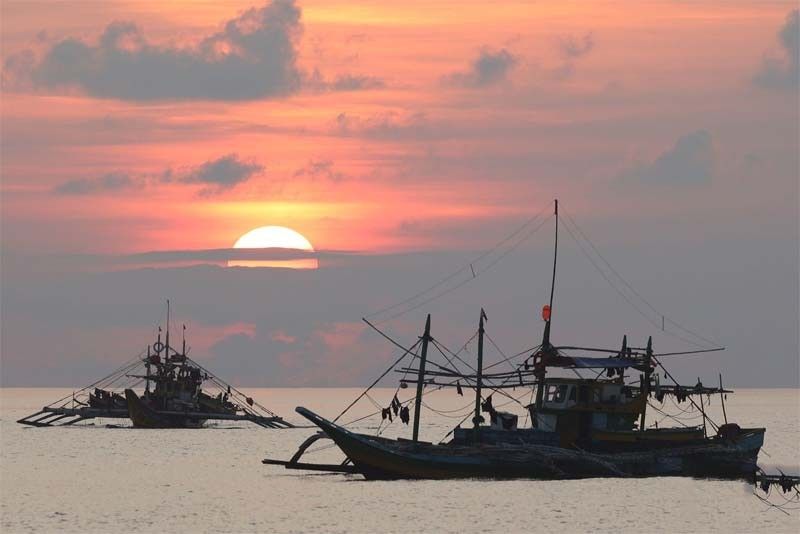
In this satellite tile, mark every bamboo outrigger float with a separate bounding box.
[18,302,293,429]
[266,200,781,482]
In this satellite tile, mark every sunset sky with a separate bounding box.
[1,1,797,387]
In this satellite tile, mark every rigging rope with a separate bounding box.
[559,205,722,350]
[368,210,553,323]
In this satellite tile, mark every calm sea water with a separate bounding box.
[1,387,798,533]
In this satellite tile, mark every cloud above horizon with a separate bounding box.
[54,154,264,196]
[53,171,142,195]
[754,9,799,91]
[7,1,303,101]
[621,130,714,186]
[444,47,517,88]
[557,32,594,59]
[553,31,595,79]
[179,154,265,195]
[2,0,388,101]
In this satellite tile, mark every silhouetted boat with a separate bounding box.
[266,200,767,480]
[18,302,293,429]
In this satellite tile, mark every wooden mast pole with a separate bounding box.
[473,309,487,442]
[543,199,558,348]
[164,299,170,409]
[412,314,431,444]
[639,336,653,432]
[719,373,728,425]
[145,344,151,394]
[533,199,558,425]
[165,299,170,361]
[698,377,708,438]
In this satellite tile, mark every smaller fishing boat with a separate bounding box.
[18,302,293,429]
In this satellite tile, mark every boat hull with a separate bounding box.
[124,389,206,428]
[295,407,764,481]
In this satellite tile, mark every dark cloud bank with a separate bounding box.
[54,154,264,196]
[3,0,383,101]
[754,9,799,91]
[2,234,797,388]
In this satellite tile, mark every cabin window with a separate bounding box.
[578,386,589,403]
[545,384,567,403]
[568,386,577,401]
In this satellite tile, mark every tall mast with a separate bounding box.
[533,199,558,424]
[542,199,558,348]
[473,309,487,442]
[412,314,431,444]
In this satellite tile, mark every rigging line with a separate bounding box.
[364,392,384,410]
[430,339,470,379]
[561,207,721,349]
[375,339,422,436]
[423,398,476,414]
[431,336,477,373]
[484,332,516,373]
[483,344,541,371]
[647,402,700,428]
[404,353,525,414]
[366,203,552,319]
[422,401,474,419]
[477,214,553,276]
[375,213,554,324]
[193,360,280,417]
[202,372,279,418]
[345,394,413,427]
[51,352,146,408]
[423,342,528,406]
[437,389,533,443]
[523,387,535,427]
[435,335,537,375]
[559,216,709,350]
[652,355,720,432]
[428,338,523,407]
[338,318,423,423]
[561,218,710,351]
[667,395,700,417]
[450,329,481,359]
[345,333,519,429]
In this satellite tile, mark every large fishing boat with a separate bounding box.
[266,200,767,480]
[18,303,293,429]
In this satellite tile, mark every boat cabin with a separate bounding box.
[529,377,644,447]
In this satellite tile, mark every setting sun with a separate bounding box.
[229,226,318,269]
